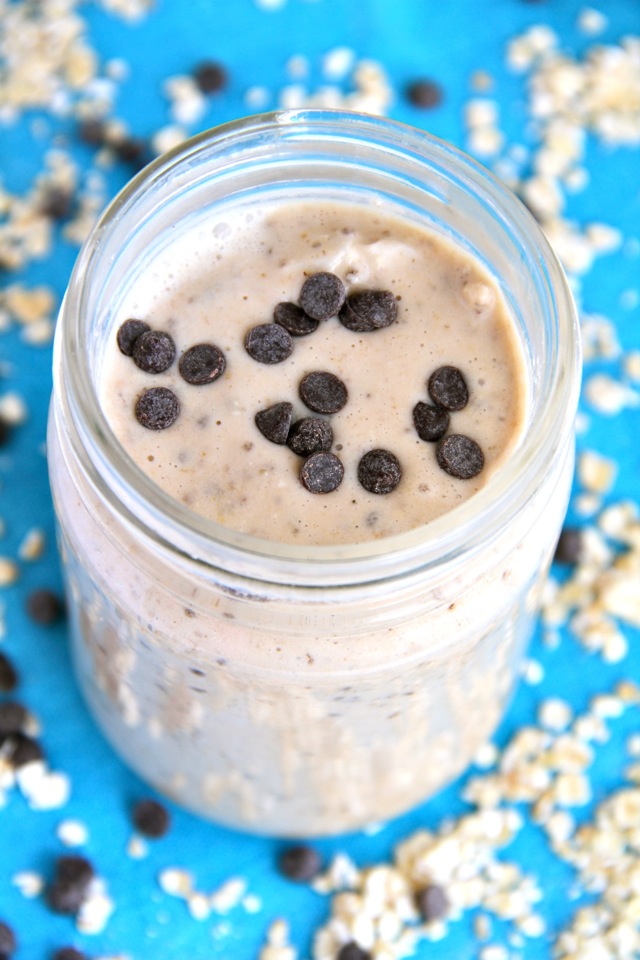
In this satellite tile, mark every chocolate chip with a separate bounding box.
[428,366,469,411]
[299,371,348,414]
[0,652,18,694]
[277,844,322,881]
[554,527,583,566]
[358,449,402,495]
[339,289,397,332]
[299,272,346,321]
[178,343,226,385]
[53,948,87,960]
[0,702,28,736]
[132,330,176,373]
[274,301,319,337]
[193,60,228,93]
[406,78,444,108]
[245,323,293,364]
[132,798,171,838]
[0,416,9,447]
[287,418,333,457]
[255,402,293,445]
[117,319,150,356]
[416,882,449,921]
[436,435,484,479]
[337,944,371,960]
[0,922,16,956]
[412,402,450,442]
[300,452,344,494]
[25,588,65,625]
[112,134,146,166]
[135,387,180,431]
[8,733,44,768]
[77,118,106,146]
[48,857,94,915]
[40,187,74,220]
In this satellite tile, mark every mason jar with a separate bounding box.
[48,110,580,836]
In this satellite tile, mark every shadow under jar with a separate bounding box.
[48,110,580,836]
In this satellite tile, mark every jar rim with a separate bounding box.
[55,109,581,587]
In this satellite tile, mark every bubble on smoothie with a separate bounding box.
[462,280,496,318]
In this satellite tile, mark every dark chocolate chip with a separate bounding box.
[358,449,402,495]
[47,881,87,916]
[299,272,346,321]
[132,330,176,374]
[8,733,44,768]
[25,589,65,625]
[55,856,95,888]
[135,387,180,431]
[300,452,344,494]
[116,319,151,357]
[337,944,371,960]
[0,702,28,736]
[255,402,293,445]
[193,60,228,94]
[178,343,226,385]
[245,324,293,364]
[416,882,449,921]
[339,289,397,332]
[436,435,484,479]
[428,366,469,411]
[0,417,9,447]
[77,118,106,146]
[554,527,583,566]
[40,188,74,220]
[111,134,146,166]
[412,402,450,442]
[406,78,444,108]
[299,371,348,414]
[274,301,319,337]
[287,418,333,457]
[132,798,171,838]
[53,948,87,960]
[0,922,16,956]
[277,844,322,881]
[0,652,18,694]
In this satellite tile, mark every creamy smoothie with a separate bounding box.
[100,199,527,545]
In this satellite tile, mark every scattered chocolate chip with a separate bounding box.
[40,187,74,220]
[53,948,87,960]
[25,588,65,625]
[132,798,171,838]
[48,856,94,915]
[245,323,293,364]
[406,78,444,108]
[135,387,180,431]
[77,118,106,146]
[299,371,348,414]
[287,418,333,457]
[339,289,397,332]
[299,272,346,321]
[428,365,469,411]
[554,526,583,566]
[255,402,293,445]
[178,343,226,385]
[0,416,9,447]
[8,733,44,768]
[337,944,371,960]
[300,452,344,494]
[111,134,146,166]
[274,301,319,337]
[116,319,151,357]
[358,449,402,495]
[412,401,450,442]
[132,330,176,374]
[436,434,484,479]
[0,921,16,957]
[0,702,28,736]
[193,60,228,94]
[277,844,322,881]
[0,652,18,694]
[416,882,449,921]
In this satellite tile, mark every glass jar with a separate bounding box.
[48,110,580,836]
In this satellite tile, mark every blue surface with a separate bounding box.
[1,1,640,958]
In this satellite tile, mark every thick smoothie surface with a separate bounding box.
[100,199,528,545]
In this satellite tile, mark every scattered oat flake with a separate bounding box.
[577,7,608,36]
[0,558,19,587]
[18,528,45,562]
[158,867,192,898]
[11,870,44,898]
[57,818,89,846]
[578,450,617,494]
[127,834,149,859]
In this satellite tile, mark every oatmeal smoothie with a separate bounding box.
[48,113,579,834]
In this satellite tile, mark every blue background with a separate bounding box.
[1,1,640,957]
